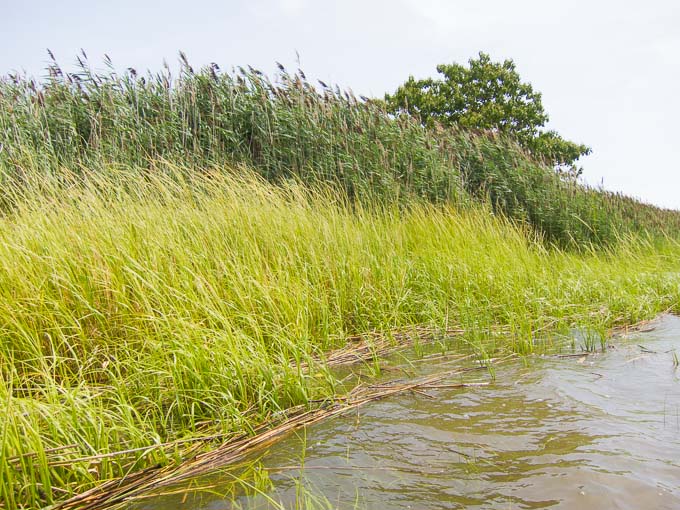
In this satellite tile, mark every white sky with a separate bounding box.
[2,0,679,209]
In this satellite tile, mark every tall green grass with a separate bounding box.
[2,53,679,248]
[1,164,680,508]
[0,53,465,207]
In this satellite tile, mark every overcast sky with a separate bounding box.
[3,0,679,209]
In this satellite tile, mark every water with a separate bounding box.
[134,315,680,509]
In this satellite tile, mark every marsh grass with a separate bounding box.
[571,322,609,353]
[1,163,680,507]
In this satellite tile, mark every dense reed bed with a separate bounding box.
[2,53,680,248]
[1,164,680,508]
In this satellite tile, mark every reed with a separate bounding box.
[2,53,680,248]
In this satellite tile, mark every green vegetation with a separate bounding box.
[384,52,591,170]
[1,165,680,508]
[1,53,680,508]
[2,52,680,248]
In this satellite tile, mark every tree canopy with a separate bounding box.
[385,52,591,171]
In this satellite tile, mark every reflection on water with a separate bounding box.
[133,315,680,509]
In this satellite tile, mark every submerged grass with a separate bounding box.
[1,163,680,508]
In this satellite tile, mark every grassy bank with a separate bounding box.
[3,55,680,248]
[1,164,680,508]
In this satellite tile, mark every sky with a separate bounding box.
[2,0,679,209]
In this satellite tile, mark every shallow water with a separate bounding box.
[135,315,680,509]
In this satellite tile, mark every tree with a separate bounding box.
[385,52,591,172]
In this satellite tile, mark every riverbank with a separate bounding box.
[1,164,680,508]
[185,315,680,510]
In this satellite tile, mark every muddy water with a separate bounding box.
[137,315,680,509]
